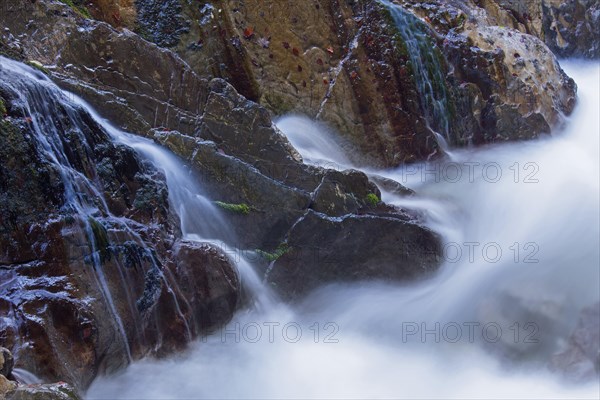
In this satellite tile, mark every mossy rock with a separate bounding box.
[87,217,111,263]
[365,193,380,207]
[215,201,251,215]
[257,243,289,262]
[58,0,92,19]
[26,61,49,75]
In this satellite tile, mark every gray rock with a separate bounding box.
[267,210,441,300]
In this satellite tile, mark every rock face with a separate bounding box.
[476,0,600,59]
[0,60,241,393]
[73,0,578,167]
[0,0,442,392]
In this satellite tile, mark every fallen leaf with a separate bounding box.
[282,41,290,49]
[297,65,303,72]
[292,47,300,56]
[316,58,323,66]
[350,71,358,79]
[243,26,254,39]
[326,46,334,54]
[323,78,329,85]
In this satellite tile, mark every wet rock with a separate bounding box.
[119,0,577,166]
[0,374,17,396]
[401,0,577,145]
[5,382,80,400]
[0,347,14,378]
[170,241,240,329]
[369,175,415,197]
[476,0,600,59]
[551,302,600,382]
[134,0,189,47]
[267,210,441,300]
[312,169,382,217]
[0,76,237,391]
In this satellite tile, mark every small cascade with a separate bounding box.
[380,0,452,142]
[0,55,273,374]
[0,57,133,361]
[75,102,275,310]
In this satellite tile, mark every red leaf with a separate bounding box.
[316,58,323,66]
[350,71,358,79]
[292,47,300,56]
[282,41,290,49]
[323,78,329,85]
[243,26,254,39]
[326,46,334,55]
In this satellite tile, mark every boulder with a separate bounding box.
[1,346,14,379]
[266,210,441,300]
[475,0,600,59]
[0,374,17,396]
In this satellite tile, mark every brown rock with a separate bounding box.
[0,347,14,378]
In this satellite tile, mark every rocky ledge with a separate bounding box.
[64,0,582,166]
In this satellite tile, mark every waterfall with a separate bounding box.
[0,55,273,374]
[68,100,275,310]
[379,0,452,142]
[0,57,133,361]
[87,61,599,399]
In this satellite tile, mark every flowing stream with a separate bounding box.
[86,62,599,399]
[0,44,597,400]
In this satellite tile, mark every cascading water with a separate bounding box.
[0,55,271,376]
[73,103,275,309]
[86,62,599,399]
[0,57,133,361]
[380,0,453,143]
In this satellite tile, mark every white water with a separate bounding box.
[0,57,134,361]
[70,97,275,310]
[87,62,599,399]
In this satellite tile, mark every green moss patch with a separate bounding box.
[257,243,290,262]
[215,201,251,215]
[365,193,380,207]
[58,0,92,19]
